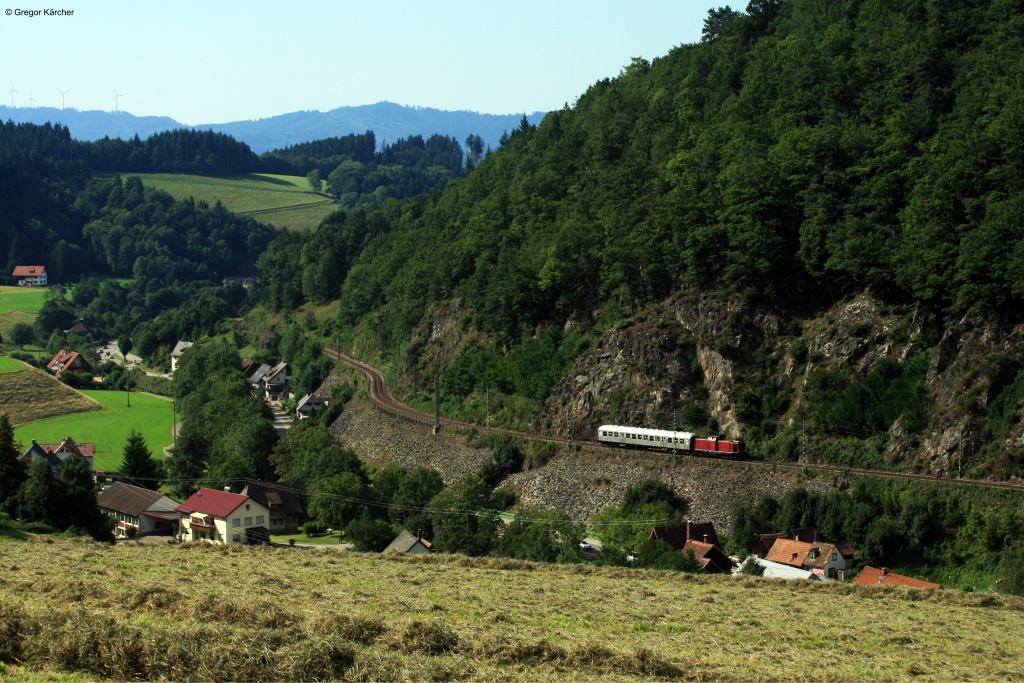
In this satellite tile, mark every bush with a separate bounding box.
[303,520,326,537]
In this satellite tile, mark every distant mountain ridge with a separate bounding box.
[0,102,547,153]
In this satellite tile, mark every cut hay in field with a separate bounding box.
[0,366,101,427]
[1,539,1023,682]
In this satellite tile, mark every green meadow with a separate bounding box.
[14,389,175,471]
[97,172,336,231]
[0,285,48,316]
[0,356,26,373]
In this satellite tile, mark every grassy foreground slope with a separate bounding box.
[1,539,1022,682]
[0,367,100,428]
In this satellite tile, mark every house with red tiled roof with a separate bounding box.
[175,487,272,544]
[764,537,854,580]
[853,567,941,589]
[681,539,735,574]
[46,349,93,379]
[12,265,47,286]
[20,437,95,470]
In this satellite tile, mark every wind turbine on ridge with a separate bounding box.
[8,83,18,108]
[112,88,124,113]
[58,88,70,110]
[26,92,37,107]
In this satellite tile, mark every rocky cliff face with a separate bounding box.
[541,288,1024,480]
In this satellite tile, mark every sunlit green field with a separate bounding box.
[96,172,336,230]
[14,389,174,471]
[0,285,48,315]
[0,356,26,373]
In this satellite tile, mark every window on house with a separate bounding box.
[232,534,240,543]
[232,518,240,527]
[255,515,264,525]
[245,503,251,510]
[244,517,252,526]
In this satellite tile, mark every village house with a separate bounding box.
[260,361,290,401]
[681,539,735,574]
[764,537,857,580]
[176,487,273,545]
[383,529,433,554]
[12,265,47,286]
[20,437,95,471]
[46,349,93,379]
[240,481,304,534]
[169,341,194,374]
[64,320,97,341]
[853,566,942,589]
[295,391,329,419]
[96,482,180,539]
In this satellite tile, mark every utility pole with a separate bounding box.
[433,368,441,435]
[486,386,490,432]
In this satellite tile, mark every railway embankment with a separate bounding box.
[331,397,833,532]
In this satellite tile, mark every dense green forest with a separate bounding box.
[249,0,1024,458]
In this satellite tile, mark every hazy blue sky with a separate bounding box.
[2,1,711,124]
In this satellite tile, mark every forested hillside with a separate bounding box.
[255,0,1024,478]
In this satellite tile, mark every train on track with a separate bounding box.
[597,425,745,455]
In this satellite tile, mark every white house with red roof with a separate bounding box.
[764,538,855,580]
[12,265,47,286]
[175,487,272,544]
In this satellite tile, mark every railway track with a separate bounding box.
[326,349,1024,493]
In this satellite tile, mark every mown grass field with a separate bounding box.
[0,538,1021,682]
[0,366,101,428]
[13,389,174,471]
[97,172,336,231]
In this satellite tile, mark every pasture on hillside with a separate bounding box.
[0,366,101,427]
[97,172,336,231]
[14,388,174,471]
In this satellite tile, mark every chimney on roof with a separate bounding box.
[880,567,888,577]
[686,521,692,542]
[703,534,708,544]
[416,529,422,540]
[224,487,231,492]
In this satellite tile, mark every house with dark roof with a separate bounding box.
[295,392,330,419]
[12,265,47,286]
[650,521,721,550]
[175,487,272,544]
[20,437,95,470]
[170,341,194,374]
[64,320,97,341]
[240,481,304,534]
[853,567,941,589]
[97,482,180,538]
[383,529,433,554]
[681,539,735,574]
[46,349,93,378]
[260,361,290,401]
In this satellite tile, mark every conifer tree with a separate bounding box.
[0,413,28,513]
[118,428,162,490]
